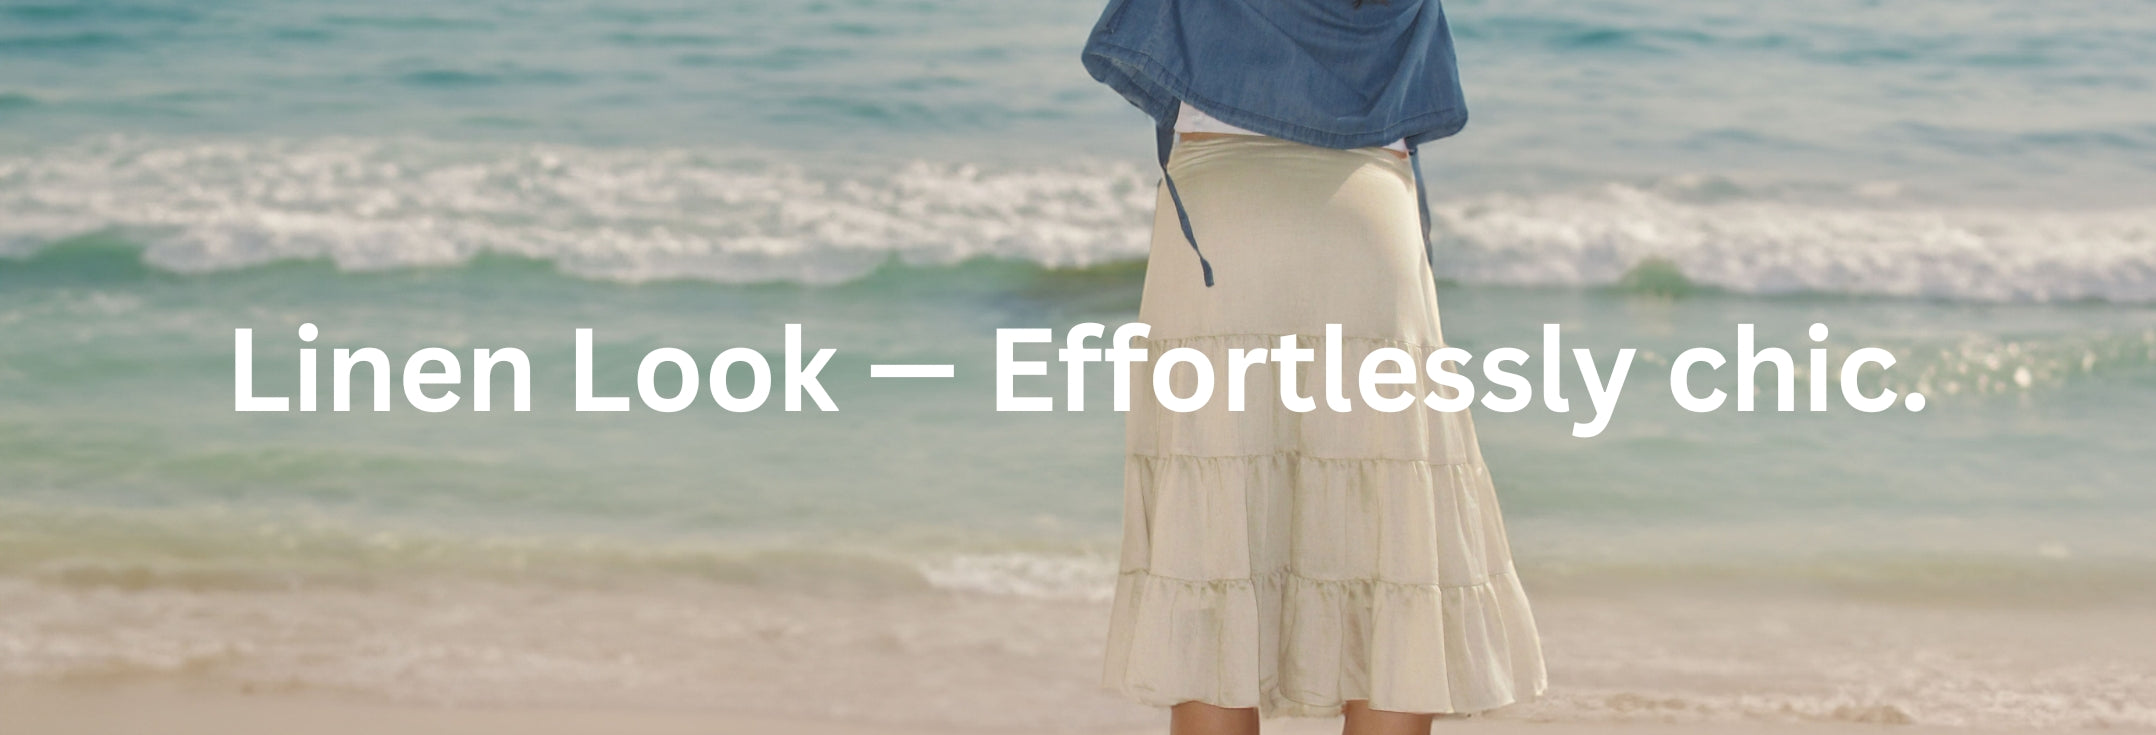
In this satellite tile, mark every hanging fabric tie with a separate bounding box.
[1155,120,1215,287]
[1408,141,1436,276]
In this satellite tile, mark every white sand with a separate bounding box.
[5,574,2151,731]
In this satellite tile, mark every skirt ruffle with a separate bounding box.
[1103,565,1543,717]
[1102,441,1548,717]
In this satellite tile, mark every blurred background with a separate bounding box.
[2,0,2152,731]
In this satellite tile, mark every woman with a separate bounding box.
[1082,1,1548,733]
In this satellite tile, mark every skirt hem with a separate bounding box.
[1100,566,1548,719]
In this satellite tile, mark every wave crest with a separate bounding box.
[0,136,1159,284]
[5,137,2154,302]
[1433,182,2156,303]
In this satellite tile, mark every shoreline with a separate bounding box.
[4,573,2151,731]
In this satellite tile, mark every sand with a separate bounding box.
[6,574,2151,732]
[7,684,2004,735]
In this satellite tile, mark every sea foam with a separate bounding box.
[4,137,2153,302]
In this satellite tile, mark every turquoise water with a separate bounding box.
[2,0,2155,720]
[5,238,2153,601]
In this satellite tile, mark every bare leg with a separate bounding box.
[1341,699,1435,735]
[1171,701,1259,735]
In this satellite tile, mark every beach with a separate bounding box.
[5,690,2001,735]
[6,567,2151,731]
[4,0,2155,731]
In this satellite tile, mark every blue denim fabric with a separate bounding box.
[1080,0,1468,286]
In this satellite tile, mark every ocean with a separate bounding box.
[2,0,2153,729]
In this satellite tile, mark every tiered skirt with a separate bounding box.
[1101,135,1547,718]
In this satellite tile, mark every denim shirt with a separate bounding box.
[1079,0,1468,286]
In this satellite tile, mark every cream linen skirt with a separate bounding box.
[1100,134,1548,718]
